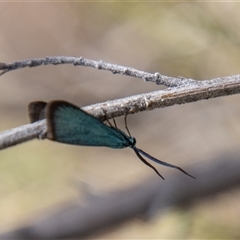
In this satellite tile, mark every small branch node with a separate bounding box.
[97,60,104,69]
[73,57,83,66]
[123,68,130,74]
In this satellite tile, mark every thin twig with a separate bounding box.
[0,56,197,87]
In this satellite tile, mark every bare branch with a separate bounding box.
[1,73,240,151]
[1,56,240,150]
[1,56,240,89]
[0,56,197,87]
[0,120,46,150]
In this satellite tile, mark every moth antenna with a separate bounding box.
[137,148,195,179]
[132,147,164,179]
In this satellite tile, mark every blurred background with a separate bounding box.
[1,2,240,239]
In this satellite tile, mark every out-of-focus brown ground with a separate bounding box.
[1,2,240,238]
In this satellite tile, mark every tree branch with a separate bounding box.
[1,73,240,151]
[0,56,204,87]
[1,56,240,88]
[0,120,46,150]
[1,56,240,150]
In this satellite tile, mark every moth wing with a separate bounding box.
[28,101,47,123]
[46,101,127,148]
